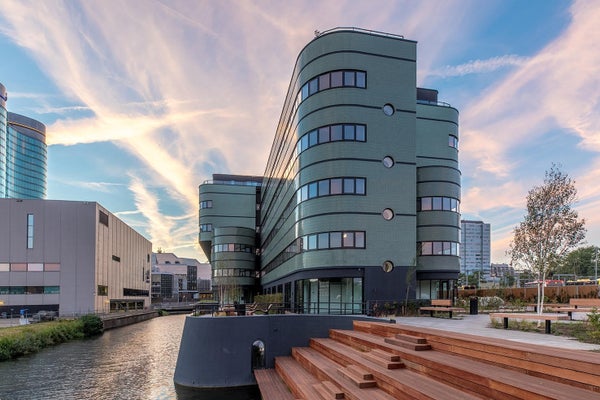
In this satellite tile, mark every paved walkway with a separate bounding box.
[392,313,600,351]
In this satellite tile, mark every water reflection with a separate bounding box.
[0,314,260,400]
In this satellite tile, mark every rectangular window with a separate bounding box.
[443,197,451,211]
[318,180,330,196]
[10,263,27,272]
[343,178,355,194]
[44,286,60,294]
[421,197,432,211]
[342,232,354,247]
[420,242,432,255]
[28,263,43,272]
[355,232,365,248]
[44,263,61,271]
[308,78,318,95]
[99,210,109,226]
[344,71,355,86]
[330,125,343,141]
[330,71,343,87]
[356,71,366,88]
[27,214,34,249]
[319,74,330,90]
[433,242,443,255]
[318,126,330,143]
[355,125,366,141]
[309,181,319,199]
[330,179,343,195]
[0,263,9,272]
[433,197,442,210]
[330,232,342,248]
[301,84,309,101]
[343,125,355,140]
[301,185,309,201]
[112,255,121,262]
[355,178,365,195]
[308,234,317,250]
[317,233,329,249]
[308,130,318,147]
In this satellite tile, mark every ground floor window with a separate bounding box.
[417,279,457,300]
[294,277,362,314]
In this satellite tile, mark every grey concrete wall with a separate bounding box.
[174,314,390,388]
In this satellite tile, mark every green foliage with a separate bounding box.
[0,320,85,361]
[253,293,283,305]
[556,246,599,277]
[79,314,104,337]
[157,309,169,316]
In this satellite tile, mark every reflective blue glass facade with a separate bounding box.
[0,82,47,199]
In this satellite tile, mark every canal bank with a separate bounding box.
[100,309,159,330]
[0,314,190,399]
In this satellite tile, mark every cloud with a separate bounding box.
[430,55,530,78]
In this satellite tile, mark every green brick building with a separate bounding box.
[199,28,460,312]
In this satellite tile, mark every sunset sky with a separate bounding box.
[1,0,599,264]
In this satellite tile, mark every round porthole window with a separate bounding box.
[382,260,394,273]
[383,103,394,116]
[382,156,394,168]
[382,208,394,220]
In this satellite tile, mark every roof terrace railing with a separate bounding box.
[314,27,404,40]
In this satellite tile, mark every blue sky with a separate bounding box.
[1,0,599,264]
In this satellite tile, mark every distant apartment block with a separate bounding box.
[460,220,491,280]
[0,83,47,199]
[0,199,152,316]
[151,252,211,302]
[199,28,461,310]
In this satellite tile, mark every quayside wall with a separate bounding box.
[174,314,388,388]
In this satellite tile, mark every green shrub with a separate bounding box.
[79,314,104,337]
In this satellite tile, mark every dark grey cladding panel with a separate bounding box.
[174,314,389,389]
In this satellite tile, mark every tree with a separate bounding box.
[508,165,586,315]
[555,246,598,278]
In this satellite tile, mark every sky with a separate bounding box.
[1,0,599,264]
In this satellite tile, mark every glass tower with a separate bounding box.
[5,112,47,199]
[0,83,47,199]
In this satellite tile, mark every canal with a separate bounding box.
[0,314,260,399]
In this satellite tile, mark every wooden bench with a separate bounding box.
[419,299,465,319]
[548,298,600,319]
[489,312,570,334]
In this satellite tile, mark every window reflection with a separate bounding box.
[297,123,366,154]
[300,70,366,102]
[417,196,459,213]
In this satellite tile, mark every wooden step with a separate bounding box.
[254,368,296,400]
[275,356,323,400]
[292,347,396,400]
[329,328,600,400]
[337,364,376,388]
[311,337,482,400]
[384,336,432,351]
[362,350,404,370]
[312,380,344,399]
[395,333,428,344]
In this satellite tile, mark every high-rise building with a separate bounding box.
[460,220,491,280]
[199,28,461,311]
[0,83,47,199]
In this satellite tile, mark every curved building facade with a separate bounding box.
[199,28,461,311]
[6,112,47,198]
[0,83,47,199]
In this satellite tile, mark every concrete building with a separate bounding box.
[0,83,47,199]
[151,252,211,302]
[460,220,491,281]
[0,199,152,316]
[199,28,461,311]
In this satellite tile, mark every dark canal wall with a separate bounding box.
[174,314,390,389]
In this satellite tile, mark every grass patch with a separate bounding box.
[0,315,104,361]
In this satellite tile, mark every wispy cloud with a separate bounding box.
[430,55,530,78]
